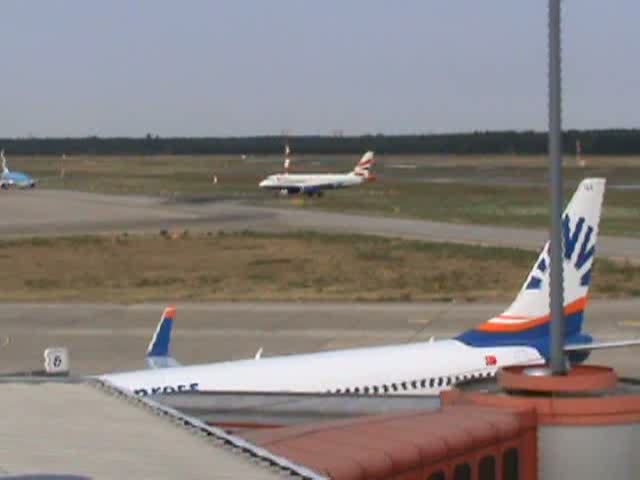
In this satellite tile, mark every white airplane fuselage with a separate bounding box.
[258,150,375,195]
[101,339,543,396]
[259,172,365,194]
[0,151,37,189]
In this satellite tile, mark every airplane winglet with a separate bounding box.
[147,306,175,357]
[146,306,181,369]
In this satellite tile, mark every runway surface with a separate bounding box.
[1,189,639,261]
[2,300,639,377]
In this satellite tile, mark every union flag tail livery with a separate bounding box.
[457,178,605,359]
[352,151,375,180]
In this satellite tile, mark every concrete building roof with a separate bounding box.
[0,380,323,480]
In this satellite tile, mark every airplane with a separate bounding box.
[283,143,291,173]
[101,178,640,397]
[0,150,37,189]
[258,151,375,197]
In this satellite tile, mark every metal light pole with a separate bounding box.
[548,0,566,374]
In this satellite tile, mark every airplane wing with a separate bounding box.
[145,306,182,369]
[564,339,640,352]
[146,355,181,369]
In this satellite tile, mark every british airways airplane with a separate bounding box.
[0,150,37,189]
[258,151,375,197]
[102,178,640,396]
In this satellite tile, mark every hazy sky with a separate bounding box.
[0,1,637,137]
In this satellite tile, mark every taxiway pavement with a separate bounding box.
[1,301,638,377]
[0,189,639,262]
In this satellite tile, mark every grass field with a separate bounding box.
[11,153,640,236]
[0,231,638,302]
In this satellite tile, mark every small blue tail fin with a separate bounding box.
[146,306,175,357]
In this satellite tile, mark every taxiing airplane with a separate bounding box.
[258,151,375,197]
[0,150,37,189]
[101,178,640,397]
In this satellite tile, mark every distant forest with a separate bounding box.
[1,129,639,155]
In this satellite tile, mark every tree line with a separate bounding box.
[1,129,639,155]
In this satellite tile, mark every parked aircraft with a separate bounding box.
[258,151,375,197]
[102,179,640,396]
[0,150,37,189]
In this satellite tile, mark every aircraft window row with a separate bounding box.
[327,370,496,395]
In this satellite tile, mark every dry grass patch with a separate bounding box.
[0,231,637,302]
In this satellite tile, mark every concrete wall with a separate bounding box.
[539,423,640,480]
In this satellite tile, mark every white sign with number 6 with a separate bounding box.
[44,347,70,374]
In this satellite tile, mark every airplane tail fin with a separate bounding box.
[352,151,375,180]
[1,150,8,174]
[457,178,606,359]
[284,143,291,174]
[146,306,181,369]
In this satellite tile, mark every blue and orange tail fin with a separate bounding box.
[457,178,606,358]
[146,306,181,369]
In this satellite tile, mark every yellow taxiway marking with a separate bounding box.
[407,318,432,325]
[618,320,640,328]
